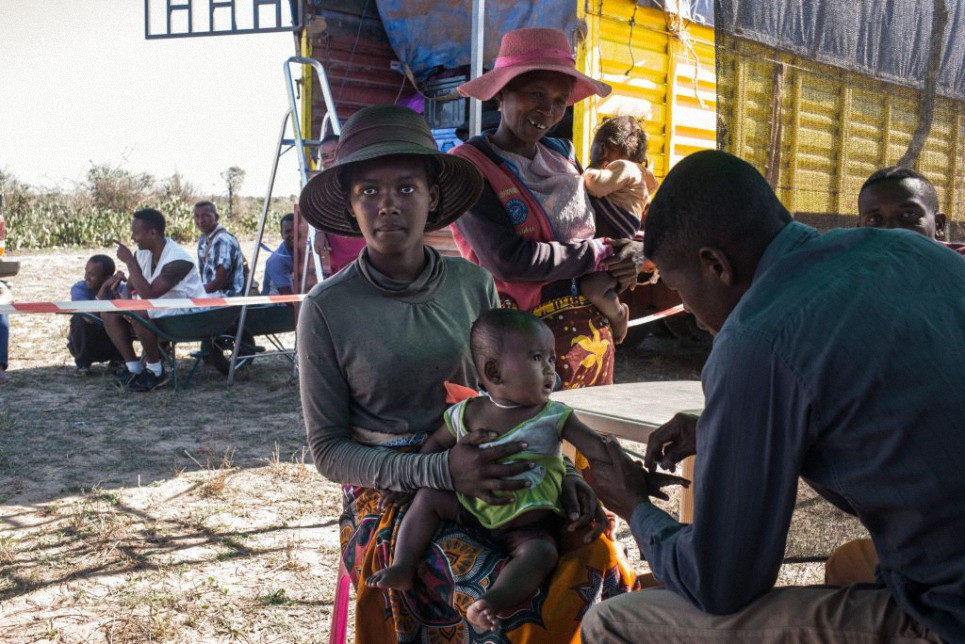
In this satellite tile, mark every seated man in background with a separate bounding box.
[293,206,330,292]
[67,254,124,375]
[823,165,965,584]
[194,200,246,296]
[103,208,206,392]
[582,150,965,642]
[312,135,366,277]
[262,213,294,295]
[858,166,965,255]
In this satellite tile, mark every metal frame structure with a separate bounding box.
[144,0,301,39]
[226,55,342,384]
[468,0,485,137]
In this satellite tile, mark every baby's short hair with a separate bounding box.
[593,115,648,164]
[470,309,548,365]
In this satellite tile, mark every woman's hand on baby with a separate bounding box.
[449,430,531,505]
[378,490,413,511]
[560,475,608,543]
[604,239,646,292]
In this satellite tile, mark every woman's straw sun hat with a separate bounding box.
[457,28,611,105]
[298,104,484,237]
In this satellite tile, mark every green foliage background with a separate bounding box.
[1,164,293,250]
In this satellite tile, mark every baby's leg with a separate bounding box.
[579,272,630,344]
[365,488,460,591]
[466,534,559,632]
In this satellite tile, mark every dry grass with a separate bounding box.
[0,246,867,642]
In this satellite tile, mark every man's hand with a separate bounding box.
[644,412,699,472]
[113,240,135,267]
[584,437,652,520]
[645,469,691,501]
[603,239,646,292]
[97,272,126,299]
[560,474,608,543]
[587,437,691,520]
[448,430,531,505]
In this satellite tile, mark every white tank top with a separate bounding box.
[136,238,205,318]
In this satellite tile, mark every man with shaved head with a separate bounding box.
[583,150,965,642]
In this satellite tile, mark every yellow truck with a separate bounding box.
[291,0,963,326]
[299,0,963,237]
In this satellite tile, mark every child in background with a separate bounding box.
[857,166,965,255]
[67,254,125,375]
[580,116,660,343]
[584,115,658,220]
[366,309,684,632]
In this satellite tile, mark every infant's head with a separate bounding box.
[471,309,557,406]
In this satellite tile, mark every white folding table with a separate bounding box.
[552,380,704,522]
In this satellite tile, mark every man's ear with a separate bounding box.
[935,212,948,240]
[428,183,441,213]
[483,358,502,385]
[697,246,735,286]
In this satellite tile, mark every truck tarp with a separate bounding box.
[717,0,965,100]
[374,0,579,82]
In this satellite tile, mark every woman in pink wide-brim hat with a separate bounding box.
[457,27,611,104]
[451,27,647,391]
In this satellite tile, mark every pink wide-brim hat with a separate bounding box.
[458,28,611,106]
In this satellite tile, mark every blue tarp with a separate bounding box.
[375,0,965,99]
[375,0,579,82]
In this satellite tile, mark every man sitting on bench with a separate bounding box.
[67,254,125,375]
[103,208,206,392]
[194,201,247,296]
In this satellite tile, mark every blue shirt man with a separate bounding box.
[583,151,965,643]
[67,254,124,373]
[262,212,295,295]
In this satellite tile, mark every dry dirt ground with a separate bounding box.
[0,246,867,643]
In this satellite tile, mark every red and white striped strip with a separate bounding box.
[627,304,686,328]
[3,295,683,327]
[0,293,306,315]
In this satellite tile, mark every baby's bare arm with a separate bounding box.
[419,423,457,454]
[560,413,613,464]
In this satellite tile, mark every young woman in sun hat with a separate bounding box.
[451,27,647,391]
[297,103,629,641]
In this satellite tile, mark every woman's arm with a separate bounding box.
[378,424,458,509]
[297,296,453,492]
[452,184,611,284]
[298,295,532,497]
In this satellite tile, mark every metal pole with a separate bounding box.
[469,0,485,137]
[285,56,339,287]
[227,110,290,384]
